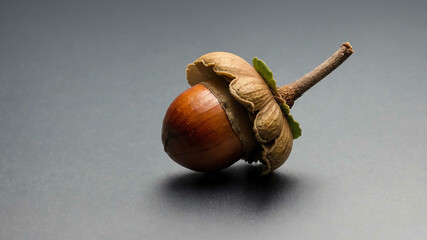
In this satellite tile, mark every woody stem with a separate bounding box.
[278,42,353,108]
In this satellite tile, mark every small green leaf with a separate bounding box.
[281,103,302,139]
[252,57,278,95]
[253,57,302,139]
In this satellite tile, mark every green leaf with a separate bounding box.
[253,57,302,139]
[281,103,302,139]
[252,57,278,95]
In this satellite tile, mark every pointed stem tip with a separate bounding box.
[278,42,353,108]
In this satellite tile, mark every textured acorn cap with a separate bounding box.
[186,52,293,174]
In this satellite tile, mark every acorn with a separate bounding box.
[162,43,353,174]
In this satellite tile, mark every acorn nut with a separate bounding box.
[162,42,353,174]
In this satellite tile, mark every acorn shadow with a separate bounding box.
[157,164,303,216]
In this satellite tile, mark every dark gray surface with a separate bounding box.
[1,0,426,239]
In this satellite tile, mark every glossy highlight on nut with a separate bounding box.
[162,83,244,172]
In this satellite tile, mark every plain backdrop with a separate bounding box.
[0,0,426,239]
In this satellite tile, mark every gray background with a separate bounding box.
[1,0,426,239]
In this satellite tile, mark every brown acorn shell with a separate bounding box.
[186,52,293,174]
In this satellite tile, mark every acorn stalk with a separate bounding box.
[279,42,353,108]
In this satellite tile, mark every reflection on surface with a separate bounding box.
[157,164,305,217]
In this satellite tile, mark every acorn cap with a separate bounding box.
[186,52,293,174]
